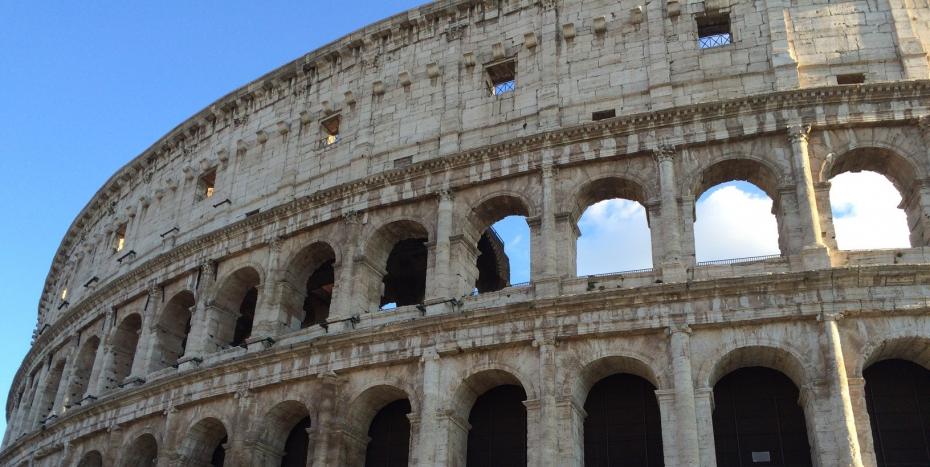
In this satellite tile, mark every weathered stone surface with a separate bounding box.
[6,0,930,465]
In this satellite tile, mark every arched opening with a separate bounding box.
[212,267,261,348]
[712,367,812,467]
[256,400,312,466]
[693,159,782,262]
[284,242,337,329]
[181,417,228,467]
[35,359,65,421]
[573,177,652,275]
[864,359,930,466]
[77,450,104,467]
[584,373,664,466]
[467,385,528,467]
[826,148,916,250]
[281,416,312,467]
[151,291,195,371]
[303,260,334,327]
[364,220,430,310]
[365,399,412,467]
[121,434,158,467]
[468,195,531,294]
[104,313,142,391]
[66,335,99,407]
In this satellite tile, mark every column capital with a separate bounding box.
[917,114,930,135]
[653,144,676,163]
[541,163,558,178]
[666,322,692,336]
[267,235,285,253]
[818,310,846,322]
[420,348,440,363]
[436,188,454,202]
[787,123,812,144]
[342,209,365,225]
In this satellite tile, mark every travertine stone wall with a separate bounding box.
[6,0,930,465]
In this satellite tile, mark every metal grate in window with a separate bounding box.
[493,79,515,95]
[698,32,732,48]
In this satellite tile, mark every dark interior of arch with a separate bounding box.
[365,399,411,467]
[584,373,664,467]
[211,435,228,467]
[381,238,427,307]
[124,434,158,467]
[713,366,812,467]
[475,228,510,293]
[68,336,99,406]
[695,159,779,202]
[467,384,528,467]
[77,451,103,467]
[231,287,257,347]
[302,260,334,327]
[38,360,65,420]
[281,416,312,467]
[864,359,930,467]
[108,314,142,390]
[157,292,195,369]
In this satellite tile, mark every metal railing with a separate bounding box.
[696,254,782,266]
[587,267,655,278]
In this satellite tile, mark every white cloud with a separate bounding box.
[694,184,780,262]
[829,171,909,250]
[577,199,653,275]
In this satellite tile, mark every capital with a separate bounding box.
[666,322,692,336]
[343,209,364,225]
[437,189,454,202]
[541,164,558,178]
[787,124,811,144]
[918,115,930,134]
[653,144,676,163]
[268,235,285,253]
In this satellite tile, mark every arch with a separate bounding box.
[583,373,664,467]
[283,241,337,328]
[119,433,158,467]
[104,313,142,391]
[256,400,312,467]
[35,358,66,422]
[863,359,930,466]
[76,450,104,467]
[347,384,415,436]
[465,193,533,294]
[179,417,229,466]
[466,384,528,467]
[65,335,99,407]
[150,290,195,371]
[855,335,930,377]
[212,266,262,347]
[571,355,666,408]
[451,366,538,420]
[712,367,813,467]
[701,343,812,390]
[365,399,412,467]
[568,175,650,221]
[362,219,431,309]
[691,157,784,201]
[824,146,921,194]
[467,192,534,235]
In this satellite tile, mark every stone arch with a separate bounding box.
[702,344,812,390]
[345,383,416,466]
[254,400,312,466]
[855,335,930,377]
[150,290,195,372]
[570,354,666,408]
[76,450,104,467]
[450,365,537,422]
[281,241,338,329]
[103,313,142,391]
[466,191,537,234]
[463,192,534,294]
[179,417,229,466]
[211,266,262,347]
[34,357,66,422]
[691,156,784,203]
[118,433,158,467]
[65,335,99,407]
[359,218,431,310]
[567,174,651,220]
[453,367,532,467]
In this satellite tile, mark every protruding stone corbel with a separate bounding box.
[463,52,476,67]
[630,6,644,23]
[181,165,195,180]
[667,0,680,16]
[562,23,576,40]
[217,148,229,165]
[236,139,248,155]
[372,80,385,96]
[320,100,333,114]
[593,16,608,33]
[276,121,290,136]
[299,110,312,126]
[520,31,537,50]
[399,71,412,87]
[427,62,441,79]
[344,91,356,105]
[492,42,506,60]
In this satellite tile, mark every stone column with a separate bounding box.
[847,377,878,467]
[311,373,347,467]
[645,0,673,108]
[250,237,287,342]
[820,312,864,467]
[414,348,442,466]
[679,195,697,268]
[813,181,838,251]
[655,146,686,282]
[50,335,80,416]
[535,164,561,297]
[179,261,215,369]
[90,308,116,396]
[225,389,256,467]
[668,324,699,466]
[531,337,559,466]
[129,285,163,381]
[25,361,51,431]
[655,389,679,467]
[787,124,830,269]
[426,190,455,304]
[553,212,579,279]
[330,211,364,322]
[694,387,718,467]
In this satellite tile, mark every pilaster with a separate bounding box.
[819,312,864,467]
[787,124,830,269]
[668,323,699,466]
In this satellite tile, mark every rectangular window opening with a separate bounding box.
[697,13,732,48]
[114,223,127,253]
[198,169,216,201]
[486,59,517,96]
[837,73,865,85]
[321,115,341,146]
[592,109,616,121]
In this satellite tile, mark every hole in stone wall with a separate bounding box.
[198,169,217,201]
[113,223,128,253]
[697,13,732,48]
[836,73,865,85]
[592,109,616,121]
[486,59,516,96]
[321,114,341,146]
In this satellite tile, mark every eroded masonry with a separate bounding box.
[6,0,930,465]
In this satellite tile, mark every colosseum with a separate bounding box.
[6,0,930,466]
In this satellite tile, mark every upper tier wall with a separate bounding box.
[38,0,930,332]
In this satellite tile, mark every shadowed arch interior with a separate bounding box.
[864,359,930,467]
[152,291,195,371]
[712,367,812,467]
[181,417,228,466]
[365,399,412,467]
[285,241,336,328]
[77,450,104,467]
[467,384,528,467]
[35,358,65,421]
[66,335,99,407]
[584,373,664,467]
[258,400,312,467]
[120,433,158,467]
[105,313,142,391]
[367,220,430,309]
[214,267,261,347]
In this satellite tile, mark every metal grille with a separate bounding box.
[699,32,732,48]
[493,79,515,95]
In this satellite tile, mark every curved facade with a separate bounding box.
[6,0,930,465]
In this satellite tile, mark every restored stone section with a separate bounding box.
[9,0,930,465]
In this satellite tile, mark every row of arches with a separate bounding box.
[69,355,930,467]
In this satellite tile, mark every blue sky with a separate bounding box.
[0,0,910,437]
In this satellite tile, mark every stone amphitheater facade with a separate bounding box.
[7,0,930,465]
